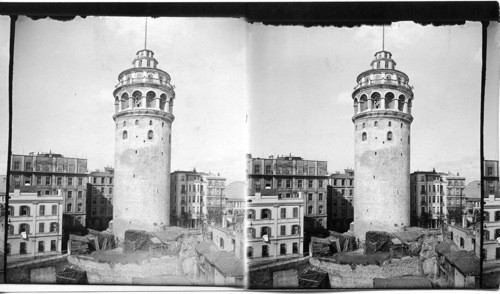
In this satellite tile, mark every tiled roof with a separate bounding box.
[205,250,244,277]
[436,240,480,276]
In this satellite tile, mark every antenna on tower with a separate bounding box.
[144,17,148,49]
[382,25,385,51]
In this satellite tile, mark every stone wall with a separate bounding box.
[354,113,412,241]
[310,256,421,288]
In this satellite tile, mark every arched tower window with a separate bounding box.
[132,91,142,108]
[362,132,367,141]
[160,94,167,111]
[359,95,368,112]
[371,92,381,109]
[123,131,128,139]
[388,121,392,127]
[121,93,129,110]
[148,130,153,140]
[135,120,139,125]
[398,94,406,111]
[385,92,395,109]
[387,131,393,141]
[374,121,378,127]
[354,98,358,113]
[146,91,156,108]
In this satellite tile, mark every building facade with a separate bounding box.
[247,154,328,229]
[410,171,448,229]
[112,48,176,239]
[87,167,114,231]
[170,170,206,228]
[482,160,500,284]
[5,189,63,262]
[206,174,227,226]
[10,152,88,245]
[446,174,467,212]
[246,189,305,265]
[351,50,414,240]
[327,169,354,233]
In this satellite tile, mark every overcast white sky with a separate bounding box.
[2,18,499,184]
[248,21,485,183]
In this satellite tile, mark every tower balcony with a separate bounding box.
[115,77,174,89]
[353,77,413,92]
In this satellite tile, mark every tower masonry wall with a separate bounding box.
[353,111,411,241]
[113,109,174,239]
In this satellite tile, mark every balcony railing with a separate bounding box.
[353,78,413,91]
[115,77,173,89]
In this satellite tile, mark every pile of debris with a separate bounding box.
[69,229,117,255]
[56,267,88,284]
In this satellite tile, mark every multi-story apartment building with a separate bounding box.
[482,160,500,286]
[206,174,227,225]
[246,189,304,266]
[5,189,63,262]
[87,167,114,231]
[327,169,354,233]
[410,170,451,229]
[446,174,467,212]
[247,154,328,230]
[10,152,88,248]
[170,170,207,229]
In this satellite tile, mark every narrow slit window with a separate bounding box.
[123,131,128,140]
[148,130,153,140]
[362,132,367,141]
[387,131,393,141]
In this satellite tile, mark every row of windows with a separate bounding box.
[2,205,58,217]
[66,203,84,213]
[13,176,85,187]
[247,225,300,239]
[331,179,354,187]
[332,199,353,207]
[5,240,58,255]
[247,243,299,258]
[181,195,202,203]
[252,164,327,176]
[361,131,402,142]
[307,205,325,215]
[92,197,113,205]
[484,211,500,222]
[91,207,112,216]
[247,207,300,220]
[357,121,404,129]
[333,188,354,197]
[123,130,154,140]
[92,176,113,185]
[121,119,165,128]
[355,92,410,112]
[92,187,113,195]
[11,161,87,173]
[252,179,326,190]
[7,222,59,235]
[421,195,444,204]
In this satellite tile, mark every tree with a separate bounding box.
[446,207,462,225]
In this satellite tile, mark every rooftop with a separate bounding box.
[435,240,480,276]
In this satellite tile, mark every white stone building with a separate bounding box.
[246,189,304,265]
[5,189,63,262]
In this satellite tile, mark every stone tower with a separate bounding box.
[351,50,414,241]
[112,48,175,239]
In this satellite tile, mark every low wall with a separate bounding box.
[310,256,422,288]
[68,254,182,284]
